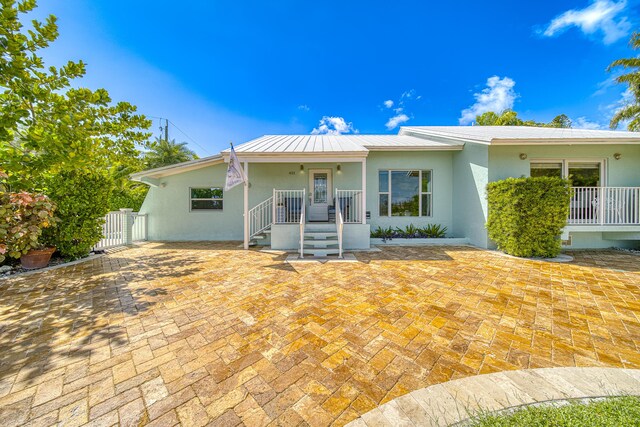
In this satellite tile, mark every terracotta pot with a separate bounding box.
[20,247,56,270]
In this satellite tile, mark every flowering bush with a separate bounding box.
[0,191,57,263]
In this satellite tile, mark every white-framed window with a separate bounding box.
[190,187,223,211]
[378,170,432,217]
[530,159,604,187]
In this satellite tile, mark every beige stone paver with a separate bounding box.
[0,242,639,426]
[347,367,640,426]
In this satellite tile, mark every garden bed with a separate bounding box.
[0,250,105,278]
[371,237,469,245]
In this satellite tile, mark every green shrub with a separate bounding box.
[42,171,114,260]
[420,223,447,238]
[486,177,571,258]
[370,224,448,238]
[109,183,148,211]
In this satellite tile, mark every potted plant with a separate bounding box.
[0,191,58,270]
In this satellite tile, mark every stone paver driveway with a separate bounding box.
[1,243,639,426]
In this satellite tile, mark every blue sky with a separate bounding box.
[31,0,639,155]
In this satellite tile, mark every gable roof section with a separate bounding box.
[130,154,223,181]
[400,126,640,145]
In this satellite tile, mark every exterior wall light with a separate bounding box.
[519,153,528,160]
[614,153,622,160]
[337,164,342,173]
[300,164,304,173]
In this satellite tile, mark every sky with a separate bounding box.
[29,0,640,155]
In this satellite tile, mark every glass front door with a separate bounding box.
[308,169,332,221]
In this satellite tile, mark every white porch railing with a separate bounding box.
[94,210,147,250]
[299,202,305,258]
[249,196,273,238]
[569,187,640,225]
[335,189,363,224]
[335,189,344,258]
[273,189,305,223]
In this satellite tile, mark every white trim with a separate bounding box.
[361,159,367,224]
[243,162,249,250]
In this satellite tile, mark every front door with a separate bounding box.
[309,169,332,221]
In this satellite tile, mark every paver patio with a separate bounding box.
[0,243,639,426]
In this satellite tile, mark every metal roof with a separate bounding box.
[222,134,463,154]
[400,126,640,144]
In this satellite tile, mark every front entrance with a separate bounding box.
[308,169,332,221]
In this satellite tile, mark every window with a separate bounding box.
[378,170,432,217]
[530,162,562,178]
[529,160,602,187]
[190,188,223,210]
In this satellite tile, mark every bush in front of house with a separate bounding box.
[0,191,57,263]
[371,223,448,239]
[486,176,571,258]
[42,171,114,260]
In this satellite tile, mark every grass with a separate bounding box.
[467,396,640,427]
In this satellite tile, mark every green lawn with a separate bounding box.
[468,396,640,427]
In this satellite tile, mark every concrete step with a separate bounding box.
[304,232,338,239]
[303,248,340,256]
[304,239,339,246]
[304,223,338,232]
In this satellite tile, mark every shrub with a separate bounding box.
[42,171,113,260]
[370,224,448,239]
[486,177,571,258]
[0,192,57,263]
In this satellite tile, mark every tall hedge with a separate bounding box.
[486,177,571,258]
[42,171,113,259]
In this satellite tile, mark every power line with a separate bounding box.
[145,115,212,155]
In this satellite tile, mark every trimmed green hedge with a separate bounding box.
[486,177,571,258]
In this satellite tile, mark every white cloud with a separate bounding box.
[459,76,518,125]
[297,104,310,111]
[383,100,394,109]
[401,89,416,100]
[311,116,357,135]
[542,0,630,44]
[385,113,410,130]
[573,117,603,129]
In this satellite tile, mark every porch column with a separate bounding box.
[243,161,249,250]
[361,158,367,224]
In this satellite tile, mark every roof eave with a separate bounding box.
[130,155,224,181]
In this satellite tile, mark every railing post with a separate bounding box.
[600,187,605,225]
[119,208,134,245]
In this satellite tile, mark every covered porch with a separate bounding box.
[222,153,370,256]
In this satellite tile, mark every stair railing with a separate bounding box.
[249,196,273,238]
[335,188,344,258]
[299,188,306,258]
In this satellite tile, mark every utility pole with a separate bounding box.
[164,118,169,141]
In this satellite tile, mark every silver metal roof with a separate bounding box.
[400,126,640,144]
[223,134,463,154]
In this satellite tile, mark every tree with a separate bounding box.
[0,0,151,191]
[143,137,198,169]
[608,32,640,131]
[0,0,152,260]
[475,110,572,128]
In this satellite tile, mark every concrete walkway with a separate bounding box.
[346,367,640,426]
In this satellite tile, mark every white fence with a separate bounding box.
[274,189,305,223]
[336,189,363,224]
[569,187,640,225]
[93,210,148,251]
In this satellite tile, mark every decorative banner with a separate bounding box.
[225,143,247,191]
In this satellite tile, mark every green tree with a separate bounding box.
[475,110,571,128]
[608,32,640,131]
[0,0,151,191]
[143,137,198,169]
